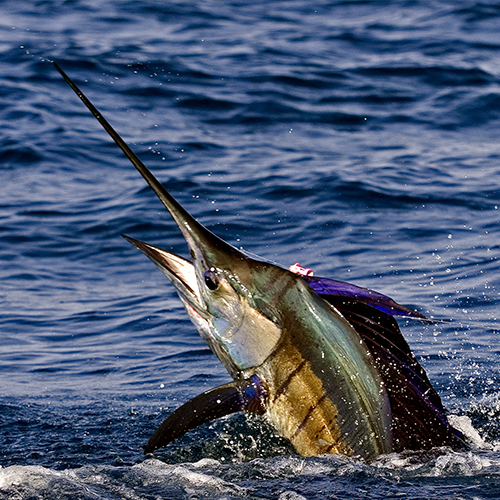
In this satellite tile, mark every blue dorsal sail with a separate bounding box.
[303,275,428,319]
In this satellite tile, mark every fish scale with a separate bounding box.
[256,341,351,457]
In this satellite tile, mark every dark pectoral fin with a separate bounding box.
[328,298,464,451]
[145,375,267,454]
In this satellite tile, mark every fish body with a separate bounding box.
[124,236,392,459]
[235,266,392,458]
[252,277,391,458]
[54,62,464,459]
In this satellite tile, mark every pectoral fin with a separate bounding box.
[323,296,464,451]
[145,375,267,454]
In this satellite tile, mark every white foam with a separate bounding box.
[134,458,247,496]
[448,415,493,450]
[0,465,58,490]
[279,491,309,500]
[429,451,494,477]
[0,465,100,499]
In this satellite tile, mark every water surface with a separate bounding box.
[2,1,500,498]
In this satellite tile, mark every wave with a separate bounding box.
[2,443,500,500]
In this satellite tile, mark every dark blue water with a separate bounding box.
[2,0,500,498]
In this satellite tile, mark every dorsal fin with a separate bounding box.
[302,275,429,320]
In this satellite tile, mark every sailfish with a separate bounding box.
[53,62,464,460]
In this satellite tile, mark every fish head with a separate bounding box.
[124,220,283,377]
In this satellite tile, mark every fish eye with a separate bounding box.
[204,269,219,291]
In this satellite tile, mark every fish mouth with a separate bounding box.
[123,235,241,373]
[123,235,207,320]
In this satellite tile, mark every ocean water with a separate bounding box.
[2,0,500,498]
